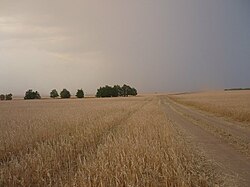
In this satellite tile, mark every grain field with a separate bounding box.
[169,91,250,123]
[0,96,223,186]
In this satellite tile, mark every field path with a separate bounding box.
[161,96,250,186]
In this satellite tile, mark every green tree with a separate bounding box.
[96,84,138,98]
[96,85,117,97]
[113,85,123,97]
[24,90,41,100]
[60,89,71,99]
[96,87,103,98]
[122,84,131,97]
[76,89,84,98]
[50,89,59,98]
[131,88,137,96]
[5,93,13,100]
[0,94,5,100]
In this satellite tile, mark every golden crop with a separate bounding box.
[170,91,250,123]
[0,96,223,186]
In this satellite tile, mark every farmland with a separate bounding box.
[1,91,250,186]
[169,91,250,123]
[166,91,250,186]
[0,96,222,186]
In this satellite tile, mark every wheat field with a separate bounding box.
[169,91,250,123]
[0,96,224,186]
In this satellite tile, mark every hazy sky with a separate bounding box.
[0,0,249,95]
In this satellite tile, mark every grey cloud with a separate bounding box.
[0,0,249,95]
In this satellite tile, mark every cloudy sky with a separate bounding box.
[0,0,249,95]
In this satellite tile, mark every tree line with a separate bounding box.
[24,89,84,100]
[96,84,137,97]
[224,88,250,91]
[0,84,137,100]
[0,94,13,101]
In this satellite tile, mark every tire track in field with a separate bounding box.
[82,97,152,161]
[167,97,250,157]
[161,96,250,187]
[0,98,152,186]
[0,98,151,167]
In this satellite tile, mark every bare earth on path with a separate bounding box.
[160,95,250,186]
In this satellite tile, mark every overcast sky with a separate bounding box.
[0,0,249,95]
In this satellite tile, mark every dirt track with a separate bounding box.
[161,96,250,186]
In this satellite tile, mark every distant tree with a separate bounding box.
[96,85,117,97]
[60,89,71,99]
[122,84,131,97]
[24,89,41,100]
[5,93,13,100]
[50,89,59,98]
[76,89,84,98]
[130,88,137,96]
[0,94,5,101]
[96,87,103,98]
[113,85,123,97]
[96,84,138,98]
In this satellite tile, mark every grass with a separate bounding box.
[0,96,224,186]
[169,91,250,123]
